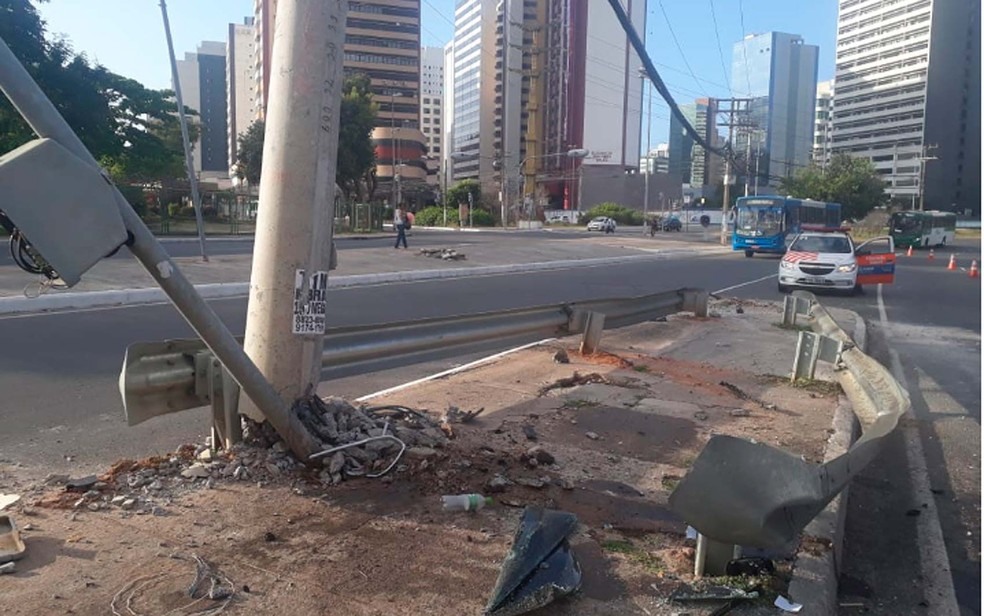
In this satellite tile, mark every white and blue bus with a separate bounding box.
[732,196,842,257]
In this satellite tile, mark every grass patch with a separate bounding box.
[956,228,981,237]
[561,398,599,410]
[632,365,650,373]
[661,474,682,490]
[601,539,665,573]
[789,378,843,396]
[772,322,812,332]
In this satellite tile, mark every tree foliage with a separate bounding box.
[579,203,644,225]
[445,179,483,209]
[0,0,195,184]
[232,75,377,198]
[778,154,888,220]
[337,73,377,200]
[234,119,265,186]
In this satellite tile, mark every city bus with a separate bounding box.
[732,196,842,257]
[889,210,957,249]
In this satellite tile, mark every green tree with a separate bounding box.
[232,75,377,197]
[234,119,265,186]
[778,154,888,220]
[0,0,194,185]
[445,179,483,209]
[337,73,377,200]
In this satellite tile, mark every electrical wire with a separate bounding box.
[707,0,733,97]
[656,0,705,95]
[737,0,753,97]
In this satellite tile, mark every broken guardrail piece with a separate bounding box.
[669,292,910,548]
[484,507,581,616]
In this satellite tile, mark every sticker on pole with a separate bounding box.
[292,269,328,335]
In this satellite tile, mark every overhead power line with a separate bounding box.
[707,0,733,96]
[656,0,705,95]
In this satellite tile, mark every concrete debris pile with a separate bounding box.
[419,247,466,261]
[32,398,450,515]
[291,396,449,485]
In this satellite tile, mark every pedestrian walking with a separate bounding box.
[394,206,408,249]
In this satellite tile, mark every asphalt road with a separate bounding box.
[1,237,978,613]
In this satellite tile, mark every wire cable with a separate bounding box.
[737,0,753,97]
[707,0,734,96]
[655,0,706,95]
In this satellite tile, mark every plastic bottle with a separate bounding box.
[441,494,493,512]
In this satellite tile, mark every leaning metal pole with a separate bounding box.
[0,35,320,459]
[159,0,209,262]
[240,0,347,420]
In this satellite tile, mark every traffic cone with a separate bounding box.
[947,254,957,270]
[970,260,979,279]
[906,245,913,257]
[928,249,935,261]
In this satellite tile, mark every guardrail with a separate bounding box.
[669,290,910,555]
[119,288,709,429]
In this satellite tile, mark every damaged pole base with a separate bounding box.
[579,311,605,355]
[195,353,243,451]
[694,533,740,577]
[682,289,709,318]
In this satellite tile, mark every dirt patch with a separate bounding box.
[0,309,842,615]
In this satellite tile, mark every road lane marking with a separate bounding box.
[877,283,961,615]
[713,273,778,295]
[355,338,557,402]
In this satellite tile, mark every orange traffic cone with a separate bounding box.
[970,260,979,279]
[928,249,935,261]
[906,245,913,257]
[948,254,957,270]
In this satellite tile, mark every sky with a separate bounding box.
[37,0,837,149]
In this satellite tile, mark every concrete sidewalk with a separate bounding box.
[0,299,858,615]
[0,233,730,313]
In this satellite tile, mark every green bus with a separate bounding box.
[889,210,956,249]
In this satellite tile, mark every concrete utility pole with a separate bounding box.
[159,0,208,262]
[639,68,650,231]
[917,144,938,212]
[241,0,347,420]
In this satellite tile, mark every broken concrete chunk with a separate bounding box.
[181,464,210,479]
[585,432,600,440]
[406,447,439,460]
[525,446,556,465]
[486,474,512,493]
[328,452,346,475]
[0,562,15,574]
[730,408,751,418]
[694,411,709,421]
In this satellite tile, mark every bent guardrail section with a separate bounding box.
[669,291,910,549]
[120,288,707,426]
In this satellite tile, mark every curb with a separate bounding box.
[0,249,706,316]
[785,312,866,614]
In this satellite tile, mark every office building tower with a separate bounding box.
[176,41,229,177]
[831,0,980,213]
[227,17,256,171]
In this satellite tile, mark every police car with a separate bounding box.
[777,227,896,295]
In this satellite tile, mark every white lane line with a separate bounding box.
[877,283,961,615]
[713,273,778,295]
[355,338,557,402]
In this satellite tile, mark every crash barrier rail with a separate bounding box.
[670,290,910,572]
[120,288,709,441]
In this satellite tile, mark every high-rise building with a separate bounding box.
[449,0,499,188]
[668,104,696,184]
[176,42,229,177]
[732,32,819,184]
[227,17,256,171]
[253,0,276,121]
[830,0,980,214]
[813,79,833,166]
[252,0,427,202]
[690,98,723,187]
[420,46,444,185]
[640,143,669,175]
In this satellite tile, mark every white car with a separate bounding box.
[778,230,896,295]
[586,217,616,233]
